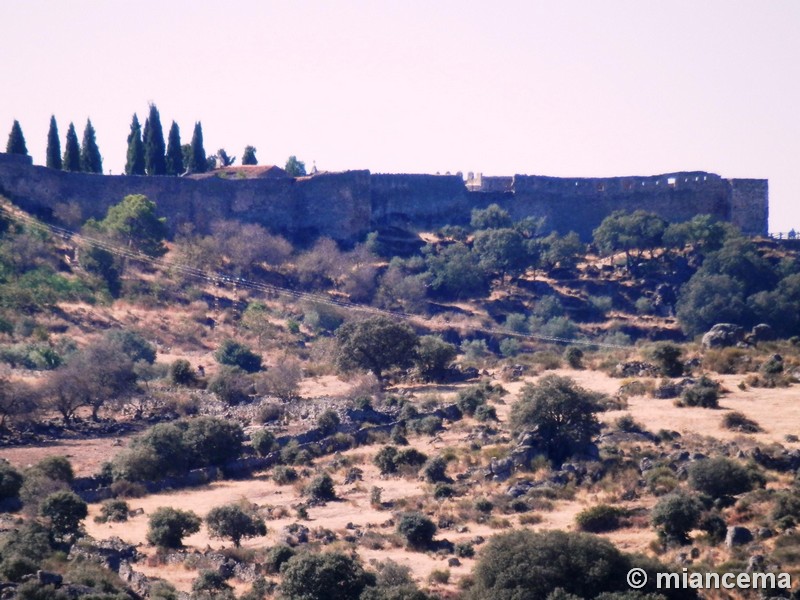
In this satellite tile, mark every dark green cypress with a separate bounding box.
[5,120,28,155]
[165,121,184,176]
[62,123,81,172]
[46,115,62,169]
[188,122,207,174]
[241,145,258,165]
[80,119,103,173]
[125,114,145,175]
[144,103,166,175]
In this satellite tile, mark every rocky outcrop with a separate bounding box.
[702,323,746,348]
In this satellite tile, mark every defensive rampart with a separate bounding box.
[0,153,768,242]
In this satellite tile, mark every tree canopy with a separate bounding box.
[188,122,207,173]
[62,122,81,172]
[510,374,603,465]
[165,121,184,176]
[144,103,167,175]
[125,114,146,176]
[285,155,306,177]
[241,145,258,165]
[45,116,62,169]
[79,119,103,173]
[205,503,267,547]
[96,194,168,257]
[5,120,28,155]
[335,316,418,379]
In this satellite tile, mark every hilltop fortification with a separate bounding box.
[0,153,768,242]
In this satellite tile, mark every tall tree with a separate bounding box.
[188,121,207,174]
[5,120,28,155]
[144,103,166,175]
[165,121,184,175]
[80,119,103,173]
[125,114,145,175]
[284,155,306,177]
[62,122,81,172]
[46,116,62,169]
[241,145,258,165]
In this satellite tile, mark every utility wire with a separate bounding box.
[0,202,630,349]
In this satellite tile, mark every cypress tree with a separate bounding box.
[165,121,184,175]
[241,146,258,165]
[5,120,28,155]
[46,115,62,169]
[62,123,81,172]
[188,122,207,174]
[125,114,145,175]
[80,118,103,173]
[144,103,166,175]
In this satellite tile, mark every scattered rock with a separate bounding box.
[702,323,745,349]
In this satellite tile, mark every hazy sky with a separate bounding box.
[2,1,798,231]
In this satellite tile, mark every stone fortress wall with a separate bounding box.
[0,153,768,243]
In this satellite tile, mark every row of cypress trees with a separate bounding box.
[6,117,103,173]
[125,104,206,176]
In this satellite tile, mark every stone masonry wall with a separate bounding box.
[0,153,768,242]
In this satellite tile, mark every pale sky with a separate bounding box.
[2,1,798,231]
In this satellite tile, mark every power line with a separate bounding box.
[0,202,630,349]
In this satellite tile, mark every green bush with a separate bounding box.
[564,346,583,369]
[373,446,399,475]
[688,458,758,499]
[0,460,23,501]
[575,504,625,533]
[651,492,702,544]
[306,473,336,501]
[279,551,372,600]
[97,499,129,523]
[251,429,277,456]
[680,376,720,408]
[208,367,251,405]
[39,490,87,540]
[214,339,262,373]
[146,507,201,548]
[414,335,457,382]
[397,512,436,549]
[499,338,521,357]
[317,409,340,435]
[264,544,295,574]
[649,343,684,377]
[272,466,298,485]
[206,503,267,547]
[421,456,448,483]
[168,359,197,386]
[105,329,156,364]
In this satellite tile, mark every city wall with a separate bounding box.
[0,153,768,242]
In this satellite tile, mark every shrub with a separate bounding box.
[0,555,38,582]
[575,504,625,533]
[455,541,475,558]
[0,460,23,501]
[722,411,761,433]
[169,359,197,386]
[679,376,720,408]
[499,338,521,358]
[421,456,448,483]
[564,346,583,369]
[474,498,494,513]
[279,551,372,600]
[208,367,251,405]
[335,316,419,379]
[272,466,298,485]
[414,335,457,382]
[688,458,757,499]
[39,490,87,540]
[649,343,684,377]
[651,491,702,544]
[251,429,277,456]
[97,499,129,523]
[214,339,262,373]
[468,529,668,600]
[397,512,436,549]
[457,385,488,416]
[396,448,427,470]
[264,544,295,574]
[646,467,679,496]
[257,402,284,423]
[510,375,603,465]
[408,415,442,436]
[206,503,267,547]
[258,358,302,402]
[192,569,234,599]
[474,404,497,422]
[105,329,156,364]
[306,473,336,501]
[374,446,399,475]
[428,569,450,584]
[146,507,201,548]
[317,409,340,435]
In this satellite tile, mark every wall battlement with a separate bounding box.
[0,153,768,242]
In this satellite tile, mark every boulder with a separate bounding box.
[750,323,776,343]
[702,323,745,349]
